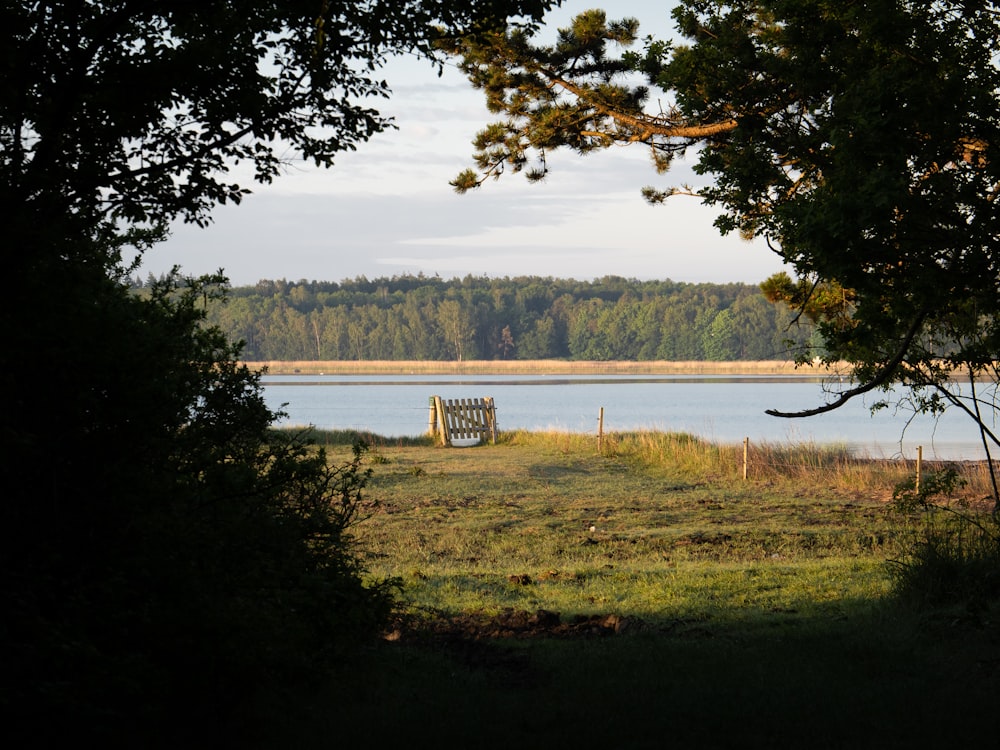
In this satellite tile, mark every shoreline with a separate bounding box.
[242,359,838,376]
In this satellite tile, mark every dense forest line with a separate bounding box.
[133,274,819,361]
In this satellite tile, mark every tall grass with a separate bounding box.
[280,426,436,449]
[888,466,1000,608]
[890,508,1000,607]
[296,424,997,504]
[569,428,997,501]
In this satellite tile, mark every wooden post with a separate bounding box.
[598,407,605,452]
[916,445,922,494]
[484,396,497,444]
[433,395,448,446]
[428,396,438,437]
[743,437,749,481]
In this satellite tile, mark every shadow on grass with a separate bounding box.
[268,597,999,749]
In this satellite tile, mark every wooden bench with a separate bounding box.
[428,396,497,446]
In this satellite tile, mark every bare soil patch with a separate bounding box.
[385,607,648,643]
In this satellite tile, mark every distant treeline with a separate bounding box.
[134,274,819,361]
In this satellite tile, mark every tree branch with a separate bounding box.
[548,73,737,140]
[765,312,927,418]
[932,380,1000,450]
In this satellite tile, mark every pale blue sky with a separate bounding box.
[140,1,790,286]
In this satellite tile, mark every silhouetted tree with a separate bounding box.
[0,0,556,742]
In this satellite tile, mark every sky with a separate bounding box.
[139,1,791,287]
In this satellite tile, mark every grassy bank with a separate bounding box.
[243,359,835,376]
[265,429,999,748]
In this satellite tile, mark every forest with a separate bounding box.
[133,274,820,362]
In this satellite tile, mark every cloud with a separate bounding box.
[144,0,789,287]
[144,181,786,287]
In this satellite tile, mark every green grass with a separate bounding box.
[266,428,1000,748]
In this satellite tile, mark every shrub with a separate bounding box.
[890,469,1000,609]
[2,272,398,745]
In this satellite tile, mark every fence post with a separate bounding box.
[598,407,605,452]
[743,437,749,480]
[428,396,438,436]
[484,396,497,444]
[916,445,922,494]
[433,395,448,446]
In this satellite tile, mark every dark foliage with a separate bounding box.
[1,271,399,745]
[2,2,562,741]
[891,469,1000,611]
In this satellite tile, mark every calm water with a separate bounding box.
[261,373,994,461]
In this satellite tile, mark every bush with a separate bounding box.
[1,271,398,745]
[890,469,1000,609]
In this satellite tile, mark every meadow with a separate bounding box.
[270,429,999,748]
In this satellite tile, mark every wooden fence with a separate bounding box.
[428,396,497,446]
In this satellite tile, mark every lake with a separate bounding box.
[261,373,995,461]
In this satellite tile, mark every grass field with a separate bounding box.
[262,429,999,748]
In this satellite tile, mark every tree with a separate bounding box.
[438,297,476,360]
[703,308,737,361]
[0,0,557,741]
[2,0,555,256]
[499,324,516,358]
[445,2,1000,500]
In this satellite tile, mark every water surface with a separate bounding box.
[262,373,993,460]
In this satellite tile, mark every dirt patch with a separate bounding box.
[379,608,648,685]
[384,607,647,643]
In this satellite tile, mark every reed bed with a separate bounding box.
[601,429,999,502]
[246,358,832,376]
